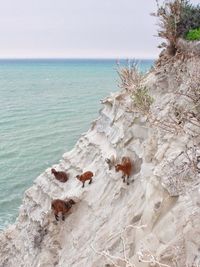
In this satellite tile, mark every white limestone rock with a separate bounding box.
[0,51,200,267]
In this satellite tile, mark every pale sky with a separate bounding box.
[0,0,199,59]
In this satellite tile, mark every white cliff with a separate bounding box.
[0,45,200,267]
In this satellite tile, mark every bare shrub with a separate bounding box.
[91,224,174,267]
[137,248,171,267]
[172,63,200,137]
[117,60,154,116]
[161,145,200,196]
[91,224,147,267]
[150,61,200,137]
[117,61,144,92]
[152,0,184,54]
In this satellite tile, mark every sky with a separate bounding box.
[0,0,199,59]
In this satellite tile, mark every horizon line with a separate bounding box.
[0,57,156,61]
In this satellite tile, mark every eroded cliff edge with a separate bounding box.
[0,44,200,267]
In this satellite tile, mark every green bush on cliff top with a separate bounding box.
[177,2,200,38]
[185,28,200,41]
[153,0,200,53]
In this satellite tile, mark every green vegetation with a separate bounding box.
[152,0,200,54]
[117,61,154,115]
[178,2,200,38]
[185,28,200,41]
[131,87,154,114]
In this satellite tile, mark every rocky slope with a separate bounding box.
[0,45,200,267]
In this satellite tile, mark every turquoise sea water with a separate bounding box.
[0,59,153,230]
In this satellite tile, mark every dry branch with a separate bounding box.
[90,224,147,267]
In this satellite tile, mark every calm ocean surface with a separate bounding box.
[0,59,153,230]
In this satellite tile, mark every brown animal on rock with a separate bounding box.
[115,156,133,185]
[76,171,93,188]
[51,199,75,221]
[51,168,68,183]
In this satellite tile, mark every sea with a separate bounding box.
[0,59,153,230]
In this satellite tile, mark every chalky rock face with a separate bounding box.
[0,50,200,267]
[177,38,200,56]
